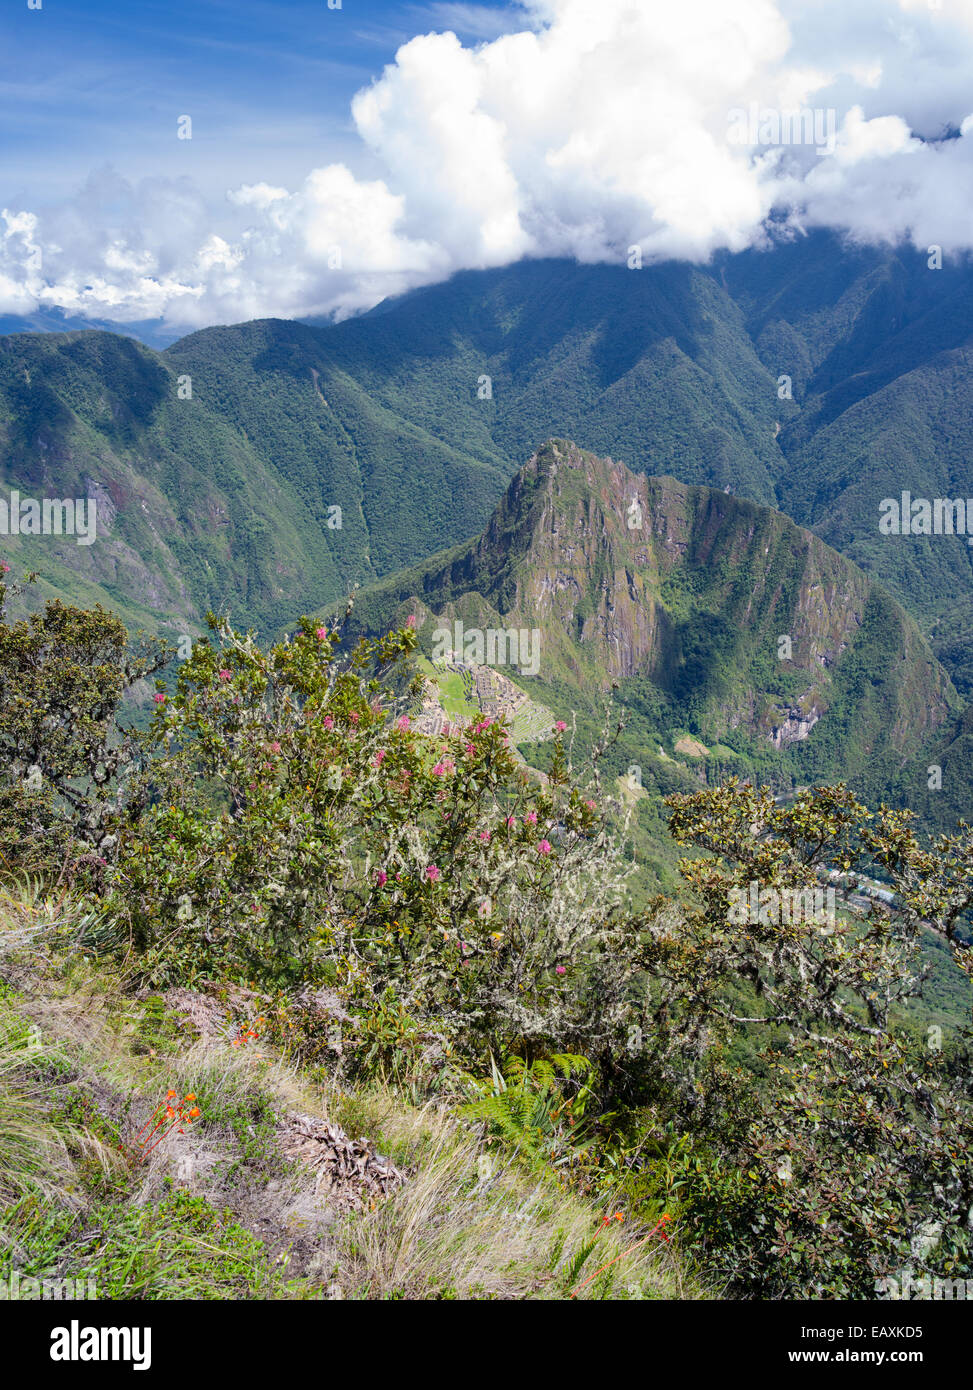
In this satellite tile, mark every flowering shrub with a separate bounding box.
[107,612,643,1064]
[231,1017,266,1048]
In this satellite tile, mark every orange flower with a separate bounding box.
[167,1089,176,1099]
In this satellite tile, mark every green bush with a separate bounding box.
[0,571,168,880]
[107,612,643,1069]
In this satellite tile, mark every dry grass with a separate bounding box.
[0,880,712,1301]
[324,1086,709,1301]
[0,1028,76,1207]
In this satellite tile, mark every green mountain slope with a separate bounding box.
[2,236,972,707]
[343,440,959,822]
[305,258,785,504]
[723,232,973,693]
[0,327,505,636]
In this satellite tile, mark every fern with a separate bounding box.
[461,1051,595,1161]
[559,1233,599,1291]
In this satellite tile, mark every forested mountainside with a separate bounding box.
[343,440,959,836]
[2,233,971,691]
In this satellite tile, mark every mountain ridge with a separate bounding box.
[342,440,957,819]
[1,236,971,698]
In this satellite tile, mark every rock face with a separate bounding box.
[350,439,956,765]
[769,706,821,748]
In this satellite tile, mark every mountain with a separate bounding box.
[0,307,180,350]
[1,235,972,690]
[722,233,973,696]
[343,440,958,823]
[167,239,973,694]
[0,326,506,636]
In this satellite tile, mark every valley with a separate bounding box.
[5,0,973,1319]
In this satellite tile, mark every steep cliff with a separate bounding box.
[349,440,955,781]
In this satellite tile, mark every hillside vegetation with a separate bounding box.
[342,440,961,848]
[0,572,970,1300]
[4,235,972,689]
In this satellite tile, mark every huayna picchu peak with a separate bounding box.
[346,440,956,811]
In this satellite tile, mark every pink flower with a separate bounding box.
[556,965,566,976]
[432,762,446,777]
[555,720,567,733]
[397,716,410,731]
[460,941,470,954]
[218,669,231,681]
[349,710,360,724]
[524,810,538,825]
[153,693,166,704]
[322,715,334,730]
[0,562,9,573]
[376,870,388,887]
[465,743,475,756]
[406,614,416,628]
[316,627,327,639]
[506,815,516,828]
[426,865,440,882]
[479,830,491,843]
[585,799,596,811]
[373,749,386,768]
[269,741,281,754]
[537,839,552,855]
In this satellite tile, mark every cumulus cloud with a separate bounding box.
[4,0,973,331]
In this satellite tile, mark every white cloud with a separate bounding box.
[4,0,973,331]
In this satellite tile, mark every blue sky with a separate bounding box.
[1,0,522,205]
[2,1,972,333]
